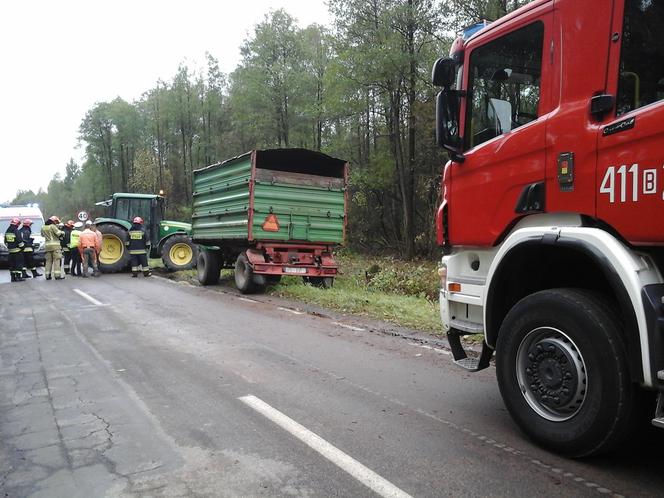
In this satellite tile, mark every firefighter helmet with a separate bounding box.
[22,218,33,226]
[10,217,20,226]
[65,220,75,227]
[49,215,60,223]
[133,216,144,224]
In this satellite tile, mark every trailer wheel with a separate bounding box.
[98,224,130,273]
[303,276,334,289]
[266,275,282,285]
[496,288,636,457]
[162,234,198,271]
[197,250,221,286]
[234,252,264,294]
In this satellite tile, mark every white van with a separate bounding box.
[0,205,46,266]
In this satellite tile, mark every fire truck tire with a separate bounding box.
[234,252,264,294]
[197,250,221,286]
[495,288,637,458]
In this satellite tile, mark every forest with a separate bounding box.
[12,0,527,258]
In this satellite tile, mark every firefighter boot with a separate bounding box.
[15,272,25,282]
[32,269,42,278]
[143,269,152,277]
[10,272,16,282]
[132,271,138,278]
[22,270,31,279]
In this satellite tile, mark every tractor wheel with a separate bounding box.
[98,224,130,273]
[162,234,199,271]
[496,288,637,457]
[197,250,221,286]
[234,252,265,294]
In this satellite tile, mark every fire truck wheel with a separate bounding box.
[234,252,263,294]
[197,250,221,286]
[496,288,637,458]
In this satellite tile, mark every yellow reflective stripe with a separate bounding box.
[5,234,16,242]
[23,248,33,252]
[129,250,147,254]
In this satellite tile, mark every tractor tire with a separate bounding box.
[197,250,221,286]
[234,252,265,294]
[98,224,130,273]
[162,234,199,271]
[495,288,637,458]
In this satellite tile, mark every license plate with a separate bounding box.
[284,267,307,274]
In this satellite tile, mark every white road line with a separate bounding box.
[239,395,413,498]
[73,289,104,306]
[407,342,451,356]
[332,322,365,332]
[278,306,305,315]
[238,297,259,303]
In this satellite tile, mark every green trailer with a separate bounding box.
[192,149,348,293]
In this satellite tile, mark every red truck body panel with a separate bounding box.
[442,0,664,248]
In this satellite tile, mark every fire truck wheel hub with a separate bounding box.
[517,327,587,422]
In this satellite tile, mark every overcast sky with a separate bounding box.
[0,0,331,204]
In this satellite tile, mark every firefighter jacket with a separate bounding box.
[4,225,22,254]
[18,226,34,253]
[79,229,100,252]
[69,229,81,249]
[41,223,63,252]
[127,224,149,255]
[61,227,72,250]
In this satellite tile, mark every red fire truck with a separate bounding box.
[432,0,664,457]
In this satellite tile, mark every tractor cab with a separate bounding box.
[97,193,164,246]
[94,192,196,273]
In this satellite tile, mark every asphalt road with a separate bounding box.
[1,270,663,497]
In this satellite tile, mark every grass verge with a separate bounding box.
[154,251,444,335]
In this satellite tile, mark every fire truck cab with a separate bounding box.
[433,0,664,456]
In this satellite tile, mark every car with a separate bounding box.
[0,205,46,266]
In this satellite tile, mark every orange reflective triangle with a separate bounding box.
[262,214,280,232]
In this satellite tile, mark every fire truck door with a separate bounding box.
[596,0,664,245]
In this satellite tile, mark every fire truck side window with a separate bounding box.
[616,0,664,116]
[465,22,544,149]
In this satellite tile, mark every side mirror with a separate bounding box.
[436,90,465,163]
[432,57,456,88]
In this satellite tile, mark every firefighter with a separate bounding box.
[41,216,65,280]
[61,220,74,274]
[19,219,42,278]
[78,221,100,277]
[5,218,25,282]
[127,216,152,277]
[69,221,83,277]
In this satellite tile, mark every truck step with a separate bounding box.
[653,393,664,430]
[447,329,493,372]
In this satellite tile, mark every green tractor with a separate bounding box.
[94,193,198,273]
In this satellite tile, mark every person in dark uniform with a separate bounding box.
[69,221,83,276]
[19,218,42,278]
[127,216,152,277]
[61,220,74,274]
[5,218,25,282]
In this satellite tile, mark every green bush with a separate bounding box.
[367,264,439,301]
